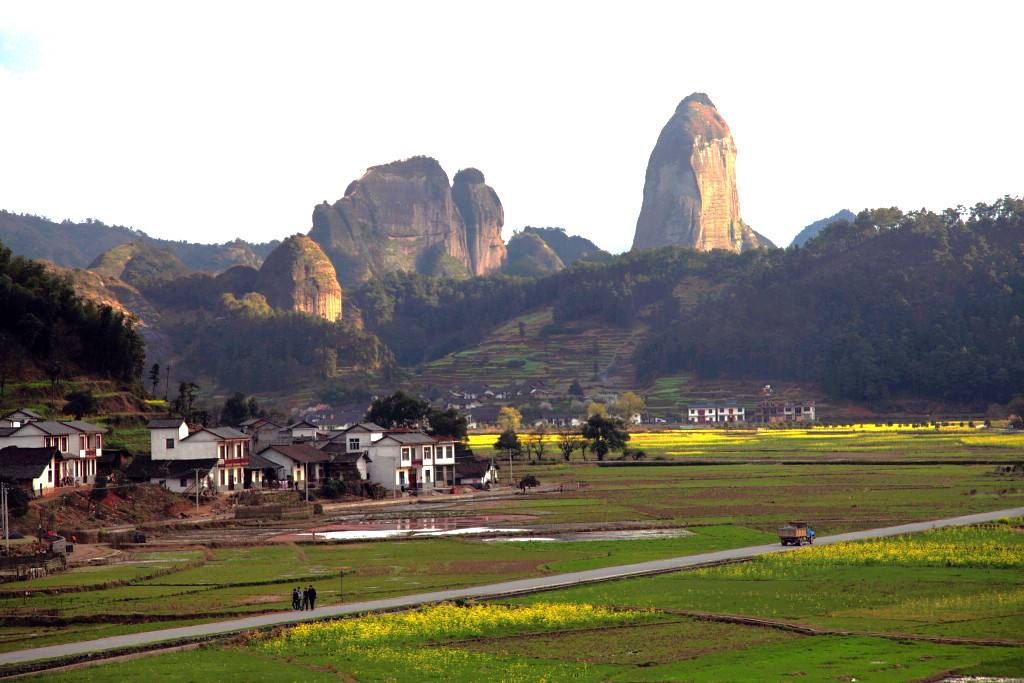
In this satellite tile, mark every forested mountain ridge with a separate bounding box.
[0,211,278,272]
[0,242,145,383]
[636,199,1024,402]
[349,198,1023,406]
[7,196,1021,408]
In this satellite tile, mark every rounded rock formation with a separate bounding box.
[257,234,343,321]
[632,93,772,253]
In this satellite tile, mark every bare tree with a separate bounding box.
[532,423,548,461]
[557,426,585,462]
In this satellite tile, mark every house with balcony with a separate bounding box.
[147,419,251,490]
[363,431,458,494]
[0,417,105,485]
[686,401,745,425]
[319,441,371,482]
[755,400,816,424]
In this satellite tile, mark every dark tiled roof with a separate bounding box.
[328,451,369,465]
[126,456,219,480]
[62,420,108,434]
[345,422,384,433]
[246,452,282,471]
[4,408,43,420]
[147,419,185,429]
[191,426,247,440]
[0,427,16,437]
[98,448,132,465]
[263,444,331,464]
[0,447,62,479]
[455,458,496,477]
[288,420,319,430]
[380,432,437,445]
[29,421,79,436]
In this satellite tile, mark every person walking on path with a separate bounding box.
[301,586,310,610]
[291,587,301,610]
[307,585,317,610]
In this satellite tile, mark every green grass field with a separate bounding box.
[465,460,1024,531]
[36,524,1024,681]
[0,526,769,653]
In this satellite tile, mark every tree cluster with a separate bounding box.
[636,200,1024,404]
[0,242,145,384]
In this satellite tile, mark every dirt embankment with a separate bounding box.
[17,484,196,534]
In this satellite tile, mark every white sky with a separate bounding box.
[1,2,1021,253]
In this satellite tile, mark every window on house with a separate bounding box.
[349,438,360,451]
[61,437,68,451]
[180,477,188,488]
[166,438,175,449]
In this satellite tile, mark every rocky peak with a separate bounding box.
[452,168,507,275]
[309,156,506,285]
[504,231,565,277]
[632,93,771,253]
[257,234,343,321]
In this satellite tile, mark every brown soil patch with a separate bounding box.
[238,594,286,605]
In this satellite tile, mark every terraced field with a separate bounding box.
[414,307,645,393]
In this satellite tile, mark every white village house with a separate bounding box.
[0,446,64,496]
[0,411,106,486]
[686,401,746,424]
[146,419,251,491]
[321,424,456,494]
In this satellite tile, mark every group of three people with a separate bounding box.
[292,585,317,610]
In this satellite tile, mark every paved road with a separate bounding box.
[2,506,1021,667]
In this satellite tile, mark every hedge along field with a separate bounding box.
[469,426,1024,462]
[464,461,1024,531]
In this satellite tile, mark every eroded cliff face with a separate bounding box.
[309,157,505,285]
[632,93,771,253]
[257,234,343,321]
[452,168,506,275]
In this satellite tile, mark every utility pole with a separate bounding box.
[164,364,171,402]
[508,448,513,487]
[1,483,9,553]
[304,462,309,503]
[339,568,343,604]
[195,469,200,513]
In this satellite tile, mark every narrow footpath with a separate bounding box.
[1,506,1021,668]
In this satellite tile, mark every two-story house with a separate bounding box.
[0,418,106,485]
[364,431,457,493]
[147,419,251,490]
